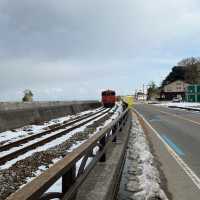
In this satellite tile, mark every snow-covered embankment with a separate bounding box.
[119,113,168,200]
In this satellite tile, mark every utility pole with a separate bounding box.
[143,84,145,94]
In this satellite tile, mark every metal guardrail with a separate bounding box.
[7,108,130,200]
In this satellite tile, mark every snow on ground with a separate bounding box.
[46,178,62,194]
[0,110,109,170]
[154,101,200,109]
[28,103,124,195]
[0,108,109,161]
[0,107,103,145]
[43,153,94,195]
[120,113,168,200]
[20,157,61,191]
[2,103,124,198]
[98,103,123,127]
[45,103,124,194]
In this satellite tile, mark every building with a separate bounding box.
[160,80,189,100]
[186,85,200,102]
[135,92,147,101]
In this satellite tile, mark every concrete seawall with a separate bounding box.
[0,101,101,133]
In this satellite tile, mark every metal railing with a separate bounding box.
[7,108,130,200]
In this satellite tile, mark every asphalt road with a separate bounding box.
[135,103,200,197]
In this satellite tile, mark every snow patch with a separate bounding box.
[0,107,103,144]
[155,102,200,109]
[6,104,123,195]
[124,114,168,200]
[0,111,108,170]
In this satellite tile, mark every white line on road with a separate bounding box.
[134,109,200,190]
[159,110,200,126]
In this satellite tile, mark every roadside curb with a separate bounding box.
[168,106,200,112]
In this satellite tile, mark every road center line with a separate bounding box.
[134,109,200,190]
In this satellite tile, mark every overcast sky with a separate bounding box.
[1,0,200,101]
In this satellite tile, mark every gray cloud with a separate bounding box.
[0,0,200,101]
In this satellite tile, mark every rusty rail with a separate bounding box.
[7,108,130,200]
[0,107,106,152]
[0,109,110,165]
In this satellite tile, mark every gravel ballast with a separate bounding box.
[0,111,116,200]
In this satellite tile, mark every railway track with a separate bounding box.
[0,107,111,166]
[0,107,105,152]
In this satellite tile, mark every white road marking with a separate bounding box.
[133,109,200,190]
[159,110,200,126]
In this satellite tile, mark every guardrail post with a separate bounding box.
[123,115,127,126]
[99,135,106,162]
[62,165,76,199]
[112,125,117,142]
[119,119,123,132]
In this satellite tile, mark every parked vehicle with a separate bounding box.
[172,96,182,102]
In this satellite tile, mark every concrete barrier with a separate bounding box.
[0,101,101,133]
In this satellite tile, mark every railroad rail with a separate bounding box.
[0,107,106,152]
[0,107,111,166]
[7,108,130,200]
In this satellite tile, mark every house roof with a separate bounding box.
[164,79,188,86]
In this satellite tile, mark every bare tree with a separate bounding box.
[177,57,200,84]
[177,57,200,66]
[147,81,160,100]
[161,57,200,88]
